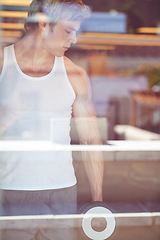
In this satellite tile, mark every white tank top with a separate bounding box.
[0,45,77,190]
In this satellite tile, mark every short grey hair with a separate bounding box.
[25,0,90,31]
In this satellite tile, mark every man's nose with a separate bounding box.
[70,32,77,44]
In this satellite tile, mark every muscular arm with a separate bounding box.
[73,96,104,202]
[0,47,4,74]
[65,58,104,201]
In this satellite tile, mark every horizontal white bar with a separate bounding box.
[0,212,159,220]
[0,141,160,152]
[0,212,159,228]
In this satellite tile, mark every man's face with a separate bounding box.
[45,19,81,57]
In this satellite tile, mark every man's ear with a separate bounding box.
[38,21,49,38]
[38,21,47,30]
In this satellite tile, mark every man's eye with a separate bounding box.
[66,30,71,34]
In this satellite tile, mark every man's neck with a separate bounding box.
[14,34,55,77]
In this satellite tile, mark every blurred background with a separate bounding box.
[0,1,160,240]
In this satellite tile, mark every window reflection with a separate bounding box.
[0,1,160,240]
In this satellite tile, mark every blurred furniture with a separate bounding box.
[114,124,160,140]
[70,117,108,144]
[130,90,160,133]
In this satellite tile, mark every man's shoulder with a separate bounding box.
[64,56,87,78]
[64,56,89,97]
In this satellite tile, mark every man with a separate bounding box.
[0,0,104,239]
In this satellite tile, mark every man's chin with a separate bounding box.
[55,51,65,57]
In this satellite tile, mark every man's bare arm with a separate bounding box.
[0,48,4,74]
[69,65,104,202]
